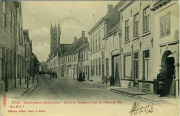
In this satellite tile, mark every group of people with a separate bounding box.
[49,71,57,78]
[38,71,57,78]
[157,69,175,97]
[39,71,45,76]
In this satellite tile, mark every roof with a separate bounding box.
[66,37,88,55]
[88,17,109,35]
[88,2,125,35]
[61,44,71,52]
[23,30,30,42]
[104,22,120,40]
[74,43,89,53]
[114,1,126,10]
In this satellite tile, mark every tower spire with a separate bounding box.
[58,23,61,35]
[50,23,53,33]
[54,23,57,31]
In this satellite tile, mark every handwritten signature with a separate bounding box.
[129,102,154,116]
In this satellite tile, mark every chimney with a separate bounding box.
[74,37,77,41]
[82,31,85,38]
[107,4,113,13]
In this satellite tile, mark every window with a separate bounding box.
[133,13,139,37]
[143,50,150,80]
[93,36,95,52]
[9,10,12,33]
[21,28,23,45]
[95,33,97,51]
[19,7,22,16]
[91,60,93,76]
[124,55,131,78]
[93,59,95,76]
[90,38,92,53]
[160,13,170,37]
[143,6,150,33]
[98,31,101,49]
[106,41,107,51]
[99,58,101,76]
[74,54,76,61]
[12,15,15,36]
[2,2,6,28]
[96,59,99,76]
[80,52,83,61]
[18,23,20,43]
[134,52,138,80]
[86,51,88,60]
[106,58,109,76]
[125,20,129,42]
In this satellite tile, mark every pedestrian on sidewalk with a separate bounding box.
[157,69,166,97]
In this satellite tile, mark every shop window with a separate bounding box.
[124,55,131,78]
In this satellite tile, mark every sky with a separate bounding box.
[22,1,119,62]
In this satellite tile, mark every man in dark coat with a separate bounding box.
[157,69,166,97]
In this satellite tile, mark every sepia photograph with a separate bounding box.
[0,0,179,116]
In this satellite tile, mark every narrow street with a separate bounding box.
[20,75,153,105]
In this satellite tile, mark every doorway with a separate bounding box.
[112,55,120,86]
[161,50,175,95]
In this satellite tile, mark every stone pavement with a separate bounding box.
[109,87,178,104]
[5,77,38,99]
[81,79,179,104]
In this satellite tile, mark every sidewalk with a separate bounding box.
[108,87,179,104]
[81,79,178,104]
[6,78,38,99]
[50,76,178,104]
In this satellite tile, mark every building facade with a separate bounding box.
[104,22,121,86]
[151,1,179,96]
[77,43,89,80]
[88,4,122,83]
[116,1,179,96]
[63,31,88,79]
[24,29,33,85]
[0,1,34,93]
[119,1,155,92]
[0,1,24,92]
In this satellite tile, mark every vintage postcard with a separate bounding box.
[0,0,179,116]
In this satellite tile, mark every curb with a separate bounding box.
[111,88,147,96]
[110,89,159,103]
[19,81,38,98]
